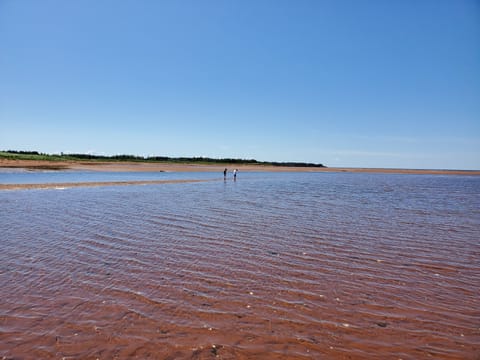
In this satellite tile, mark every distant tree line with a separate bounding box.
[1,150,325,168]
[4,150,43,155]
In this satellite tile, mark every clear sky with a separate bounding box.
[1,0,479,169]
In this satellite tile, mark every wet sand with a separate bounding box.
[0,179,212,191]
[3,159,478,191]
[1,158,479,175]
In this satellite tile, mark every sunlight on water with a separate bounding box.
[1,173,479,359]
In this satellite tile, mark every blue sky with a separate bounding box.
[1,0,479,169]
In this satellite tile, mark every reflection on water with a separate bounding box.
[1,173,479,359]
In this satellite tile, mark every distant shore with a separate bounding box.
[1,158,479,176]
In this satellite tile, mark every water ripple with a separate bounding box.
[1,173,479,359]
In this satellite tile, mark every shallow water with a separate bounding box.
[0,169,217,184]
[1,172,479,359]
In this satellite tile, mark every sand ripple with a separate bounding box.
[1,173,479,359]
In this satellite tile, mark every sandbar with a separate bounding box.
[0,179,212,191]
[1,159,479,175]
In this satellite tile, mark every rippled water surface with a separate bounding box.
[1,172,479,359]
[0,169,216,184]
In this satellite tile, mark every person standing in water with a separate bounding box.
[233,168,238,181]
[223,168,227,180]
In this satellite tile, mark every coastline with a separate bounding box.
[0,158,479,176]
[0,179,212,191]
[1,159,478,358]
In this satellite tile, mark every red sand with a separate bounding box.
[1,159,479,175]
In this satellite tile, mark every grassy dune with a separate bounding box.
[0,151,325,168]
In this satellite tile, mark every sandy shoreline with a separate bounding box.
[1,159,479,176]
[0,179,212,191]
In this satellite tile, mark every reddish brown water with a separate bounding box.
[1,173,479,359]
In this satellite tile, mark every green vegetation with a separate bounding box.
[0,150,325,168]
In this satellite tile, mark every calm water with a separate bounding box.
[0,169,217,184]
[1,172,479,359]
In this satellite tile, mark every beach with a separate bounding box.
[1,170,479,359]
[1,158,479,175]
[0,179,212,191]
[1,159,478,191]
[1,161,480,359]
[2,0,478,357]
[1,159,478,192]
